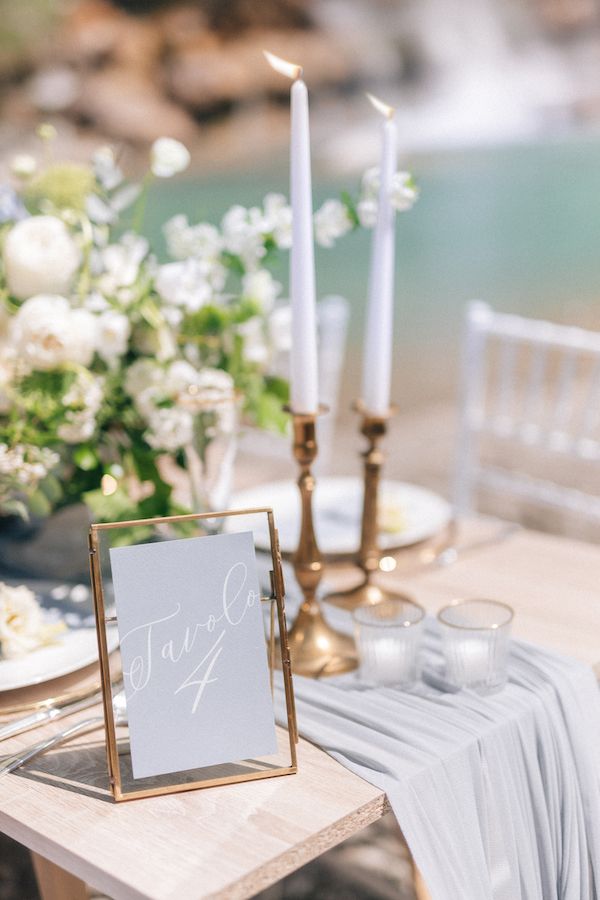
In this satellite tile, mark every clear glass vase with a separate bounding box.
[183,401,239,533]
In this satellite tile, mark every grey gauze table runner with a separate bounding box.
[275,620,600,899]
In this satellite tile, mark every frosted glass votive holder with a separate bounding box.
[353,597,425,687]
[438,599,514,695]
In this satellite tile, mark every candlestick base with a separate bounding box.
[326,575,408,611]
[277,602,357,678]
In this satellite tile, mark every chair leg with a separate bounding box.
[31,852,88,900]
[413,865,433,900]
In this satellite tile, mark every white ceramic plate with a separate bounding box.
[228,477,452,556]
[0,590,118,692]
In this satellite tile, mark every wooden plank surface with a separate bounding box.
[1,520,600,899]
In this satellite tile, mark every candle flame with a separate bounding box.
[366,92,395,119]
[263,50,303,80]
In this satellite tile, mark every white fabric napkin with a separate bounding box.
[275,609,600,900]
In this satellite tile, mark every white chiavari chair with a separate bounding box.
[453,301,600,534]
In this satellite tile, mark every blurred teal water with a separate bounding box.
[146,136,600,404]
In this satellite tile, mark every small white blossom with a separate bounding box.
[97,310,130,363]
[314,199,353,248]
[238,318,268,365]
[3,216,81,300]
[263,193,292,249]
[242,269,281,312]
[92,146,123,191]
[268,305,292,354]
[391,171,419,211]
[145,407,194,452]
[125,358,163,400]
[58,371,103,444]
[221,205,266,271]
[154,259,214,312]
[357,199,378,228]
[99,233,148,296]
[11,154,37,179]
[150,138,191,178]
[163,215,223,261]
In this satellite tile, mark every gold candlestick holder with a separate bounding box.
[279,406,357,678]
[327,401,402,611]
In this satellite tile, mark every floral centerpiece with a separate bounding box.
[0,128,417,544]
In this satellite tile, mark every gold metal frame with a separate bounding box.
[88,506,298,802]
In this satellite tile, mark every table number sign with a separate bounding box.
[88,508,297,802]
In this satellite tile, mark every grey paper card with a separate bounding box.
[110,531,277,780]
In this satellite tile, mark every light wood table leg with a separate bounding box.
[414,865,433,900]
[31,852,88,900]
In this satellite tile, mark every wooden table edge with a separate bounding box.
[0,780,390,900]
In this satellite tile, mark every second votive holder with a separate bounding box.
[353,597,425,687]
[437,599,514,695]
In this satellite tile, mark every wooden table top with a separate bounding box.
[1,518,600,899]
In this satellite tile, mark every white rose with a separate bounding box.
[0,583,48,659]
[97,310,130,363]
[242,269,281,312]
[150,138,191,178]
[145,407,194,452]
[314,199,353,248]
[11,295,95,370]
[4,216,81,300]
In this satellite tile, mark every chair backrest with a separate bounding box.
[453,301,600,521]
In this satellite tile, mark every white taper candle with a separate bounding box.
[362,107,397,416]
[289,77,319,414]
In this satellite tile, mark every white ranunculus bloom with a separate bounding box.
[242,269,281,312]
[11,295,95,371]
[0,582,60,659]
[150,138,191,178]
[154,259,213,311]
[268,305,292,353]
[97,310,131,363]
[314,199,353,248]
[4,216,81,300]
[145,407,194,452]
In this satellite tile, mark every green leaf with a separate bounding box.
[39,474,63,504]
[73,446,99,471]
[27,490,52,517]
